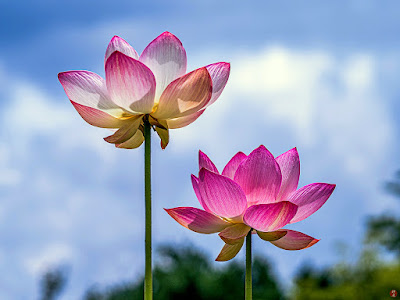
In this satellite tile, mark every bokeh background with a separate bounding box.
[1,1,400,299]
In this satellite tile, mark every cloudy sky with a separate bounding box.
[1,1,400,298]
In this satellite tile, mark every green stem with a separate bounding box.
[144,118,152,300]
[245,231,252,300]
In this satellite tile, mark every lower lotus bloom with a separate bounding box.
[165,145,335,261]
[58,32,230,149]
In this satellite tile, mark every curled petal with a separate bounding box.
[152,67,212,120]
[198,169,247,219]
[105,36,139,63]
[115,129,144,149]
[140,32,187,101]
[155,125,169,149]
[191,175,212,213]
[106,51,156,114]
[70,101,127,128]
[58,71,122,114]
[216,239,244,262]
[269,230,319,250]
[219,223,250,245]
[166,110,205,129]
[257,230,287,242]
[243,201,298,232]
[204,62,230,107]
[276,148,300,201]
[234,145,282,205]
[199,150,219,174]
[165,207,229,234]
[222,152,247,180]
[104,117,142,144]
[288,183,336,224]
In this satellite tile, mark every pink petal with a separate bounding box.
[151,67,212,120]
[70,101,126,128]
[104,117,142,144]
[140,32,187,101]
[204,62,231,107]
[219,223,250,245]
[234,145,282,205]
[275,148,300,201]
[269,230,319,250]
[165,207,229,234]
[191,175,212,213]
[105,51,156,114]
[288,183,336,224]
[198,168,247,219]
[166,110,205,129]
[215,239,244,261]
[221,152,247,180]
[243,201,298,232]
[257,230,287,241]
[105,36,139,63]
[115,130,144,149]
[58,71,122,113]
[199,150,219,174]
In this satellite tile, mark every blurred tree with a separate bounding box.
[293,249,400,299]
[39,266,68,300]
[365,170,400,257]
[83,245,284,300]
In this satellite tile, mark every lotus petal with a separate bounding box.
[204,62,230,107]
[215,239,244,261]
[222,152,247,180]
[269,230,319,250]
[234,145,282,205]
[105,36,139,63]
[165,207,229,234]
[243,201,298,232]
[276,148,300,201]
[199,150,219,173]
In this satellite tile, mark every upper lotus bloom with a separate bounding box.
[58,32,230,149]
[165,146,335,261]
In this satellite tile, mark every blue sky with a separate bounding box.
[1,1,400,298]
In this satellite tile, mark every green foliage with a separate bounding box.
[293,250,400,300]
[39,266,68,300]
[83,245,284,300]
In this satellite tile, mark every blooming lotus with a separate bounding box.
[58,32,230,149]
[165,146,335,261]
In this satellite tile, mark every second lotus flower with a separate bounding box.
[58,32,230,149]
[166,145,336,261]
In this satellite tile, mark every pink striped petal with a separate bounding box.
[269,230,319,250]
[198,168,247,219]
[70,101,127,128]
[288,183,336,224]
[166,110,204,129]
[105,36,139,63]
[234,145,282,205]
[219,223,250,244]
[58,71,122,113]
[222,152,247,180]
[191,175,212,213]
[276,148,300,201]
[140,32,187,101]
[165,207,229,234]
[104,117,142,144]
[152,67,212,120]
[215,239,244,261]
[199,151,219,174]
[115,130,144,149]
[106,51,156,114]
[243,201,298,232]
[257,230,287,241]
[204,62,231,107]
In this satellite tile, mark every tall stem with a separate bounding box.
[245,231,252,300]
[144,119,152,300]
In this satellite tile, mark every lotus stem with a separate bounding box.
[245,231,252,300]
[144,117,152,300]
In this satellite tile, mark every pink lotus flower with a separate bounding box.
[165,146,335,261]
[58,32,230,149]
